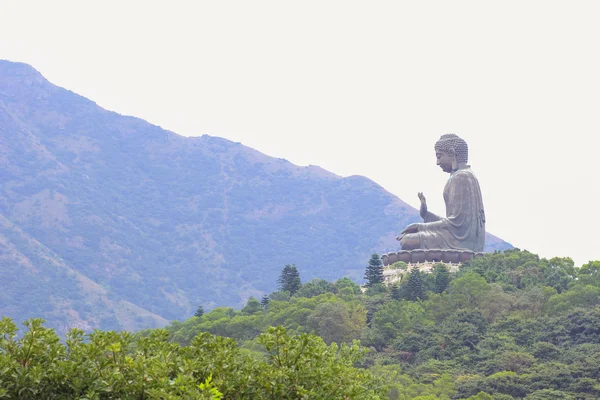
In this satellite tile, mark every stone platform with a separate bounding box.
[381,249,485,266]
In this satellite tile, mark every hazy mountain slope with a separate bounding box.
[0,60,511,333]
[0,213,168,332]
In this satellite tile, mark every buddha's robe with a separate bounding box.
[416,166,485,251]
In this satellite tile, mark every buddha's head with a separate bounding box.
[434,134,468,173]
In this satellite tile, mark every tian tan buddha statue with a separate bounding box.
[397,134,486,252]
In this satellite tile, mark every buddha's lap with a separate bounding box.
[400,233,421,250]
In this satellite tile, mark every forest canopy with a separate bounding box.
[2,249,600,399]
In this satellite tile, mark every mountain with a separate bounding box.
[0,60,511,334]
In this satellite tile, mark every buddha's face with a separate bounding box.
[436,151,454,173]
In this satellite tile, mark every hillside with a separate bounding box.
[160,250,600,399]
[0,60,511,333]
[2,250,599,399]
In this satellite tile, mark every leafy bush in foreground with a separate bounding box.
[0,318,383,399]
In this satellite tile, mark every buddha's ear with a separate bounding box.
[448,148,458,170]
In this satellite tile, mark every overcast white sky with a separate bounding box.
[1,1,599,266]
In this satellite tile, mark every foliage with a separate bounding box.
[365,254,385,287]
[390,261,409,271]
[241,297,262,315]
[405,266,425,301]
[433,263,450,294]
[294,278,336,298]
[0,318,384,399]
[260,295,270,309]
[5,249,600,399]
[306,301,366,344]
[195,305,205,317]
[277,264,302,296]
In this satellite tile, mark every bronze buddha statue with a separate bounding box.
[397,134,486,252]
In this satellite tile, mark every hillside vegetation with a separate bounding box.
[2,249,600,399]
[0,60,510,334]
[163,249,600,399]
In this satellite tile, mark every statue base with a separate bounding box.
[382,261,460,285]
[381,249,485,266]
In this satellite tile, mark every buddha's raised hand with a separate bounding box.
[418,192,428,219]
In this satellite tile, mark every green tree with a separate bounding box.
[541,257,577,293]
[494,351,535,373]
[364,292,392,327]
[577,260,600,286]
[256,326,384,399]
[295,278,336,298]
[465,393,493,400]
[448,272,491,307]
[306,301,366,344]
[260,294,270,309]
[0,318,385,399]
[545,285,600,314]
[334,277,363,295]
[369,300,432,343]
[391,282,404,301]
[195,305,205,317]
[406,266,425,301]
[525,389,574,399]
[277,264,302,295]
[365,283,388,296]
[433,263,450,293]
[364,254,384,287]
[241,297,262,315]
[268,291,291,302]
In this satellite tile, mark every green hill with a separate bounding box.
[1,250,600,399]
[161,249,600,399]
[0,60,511,334]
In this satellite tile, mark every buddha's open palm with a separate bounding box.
[418,192,428,219]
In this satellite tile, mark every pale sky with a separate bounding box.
[1,1,599,266]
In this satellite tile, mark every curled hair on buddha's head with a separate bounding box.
[434,133,468,164]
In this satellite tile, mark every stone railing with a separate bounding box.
[381,249,485,266]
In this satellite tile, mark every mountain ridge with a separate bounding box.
[0,60,511,334]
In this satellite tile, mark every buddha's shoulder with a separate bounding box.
[453,167,479,181]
